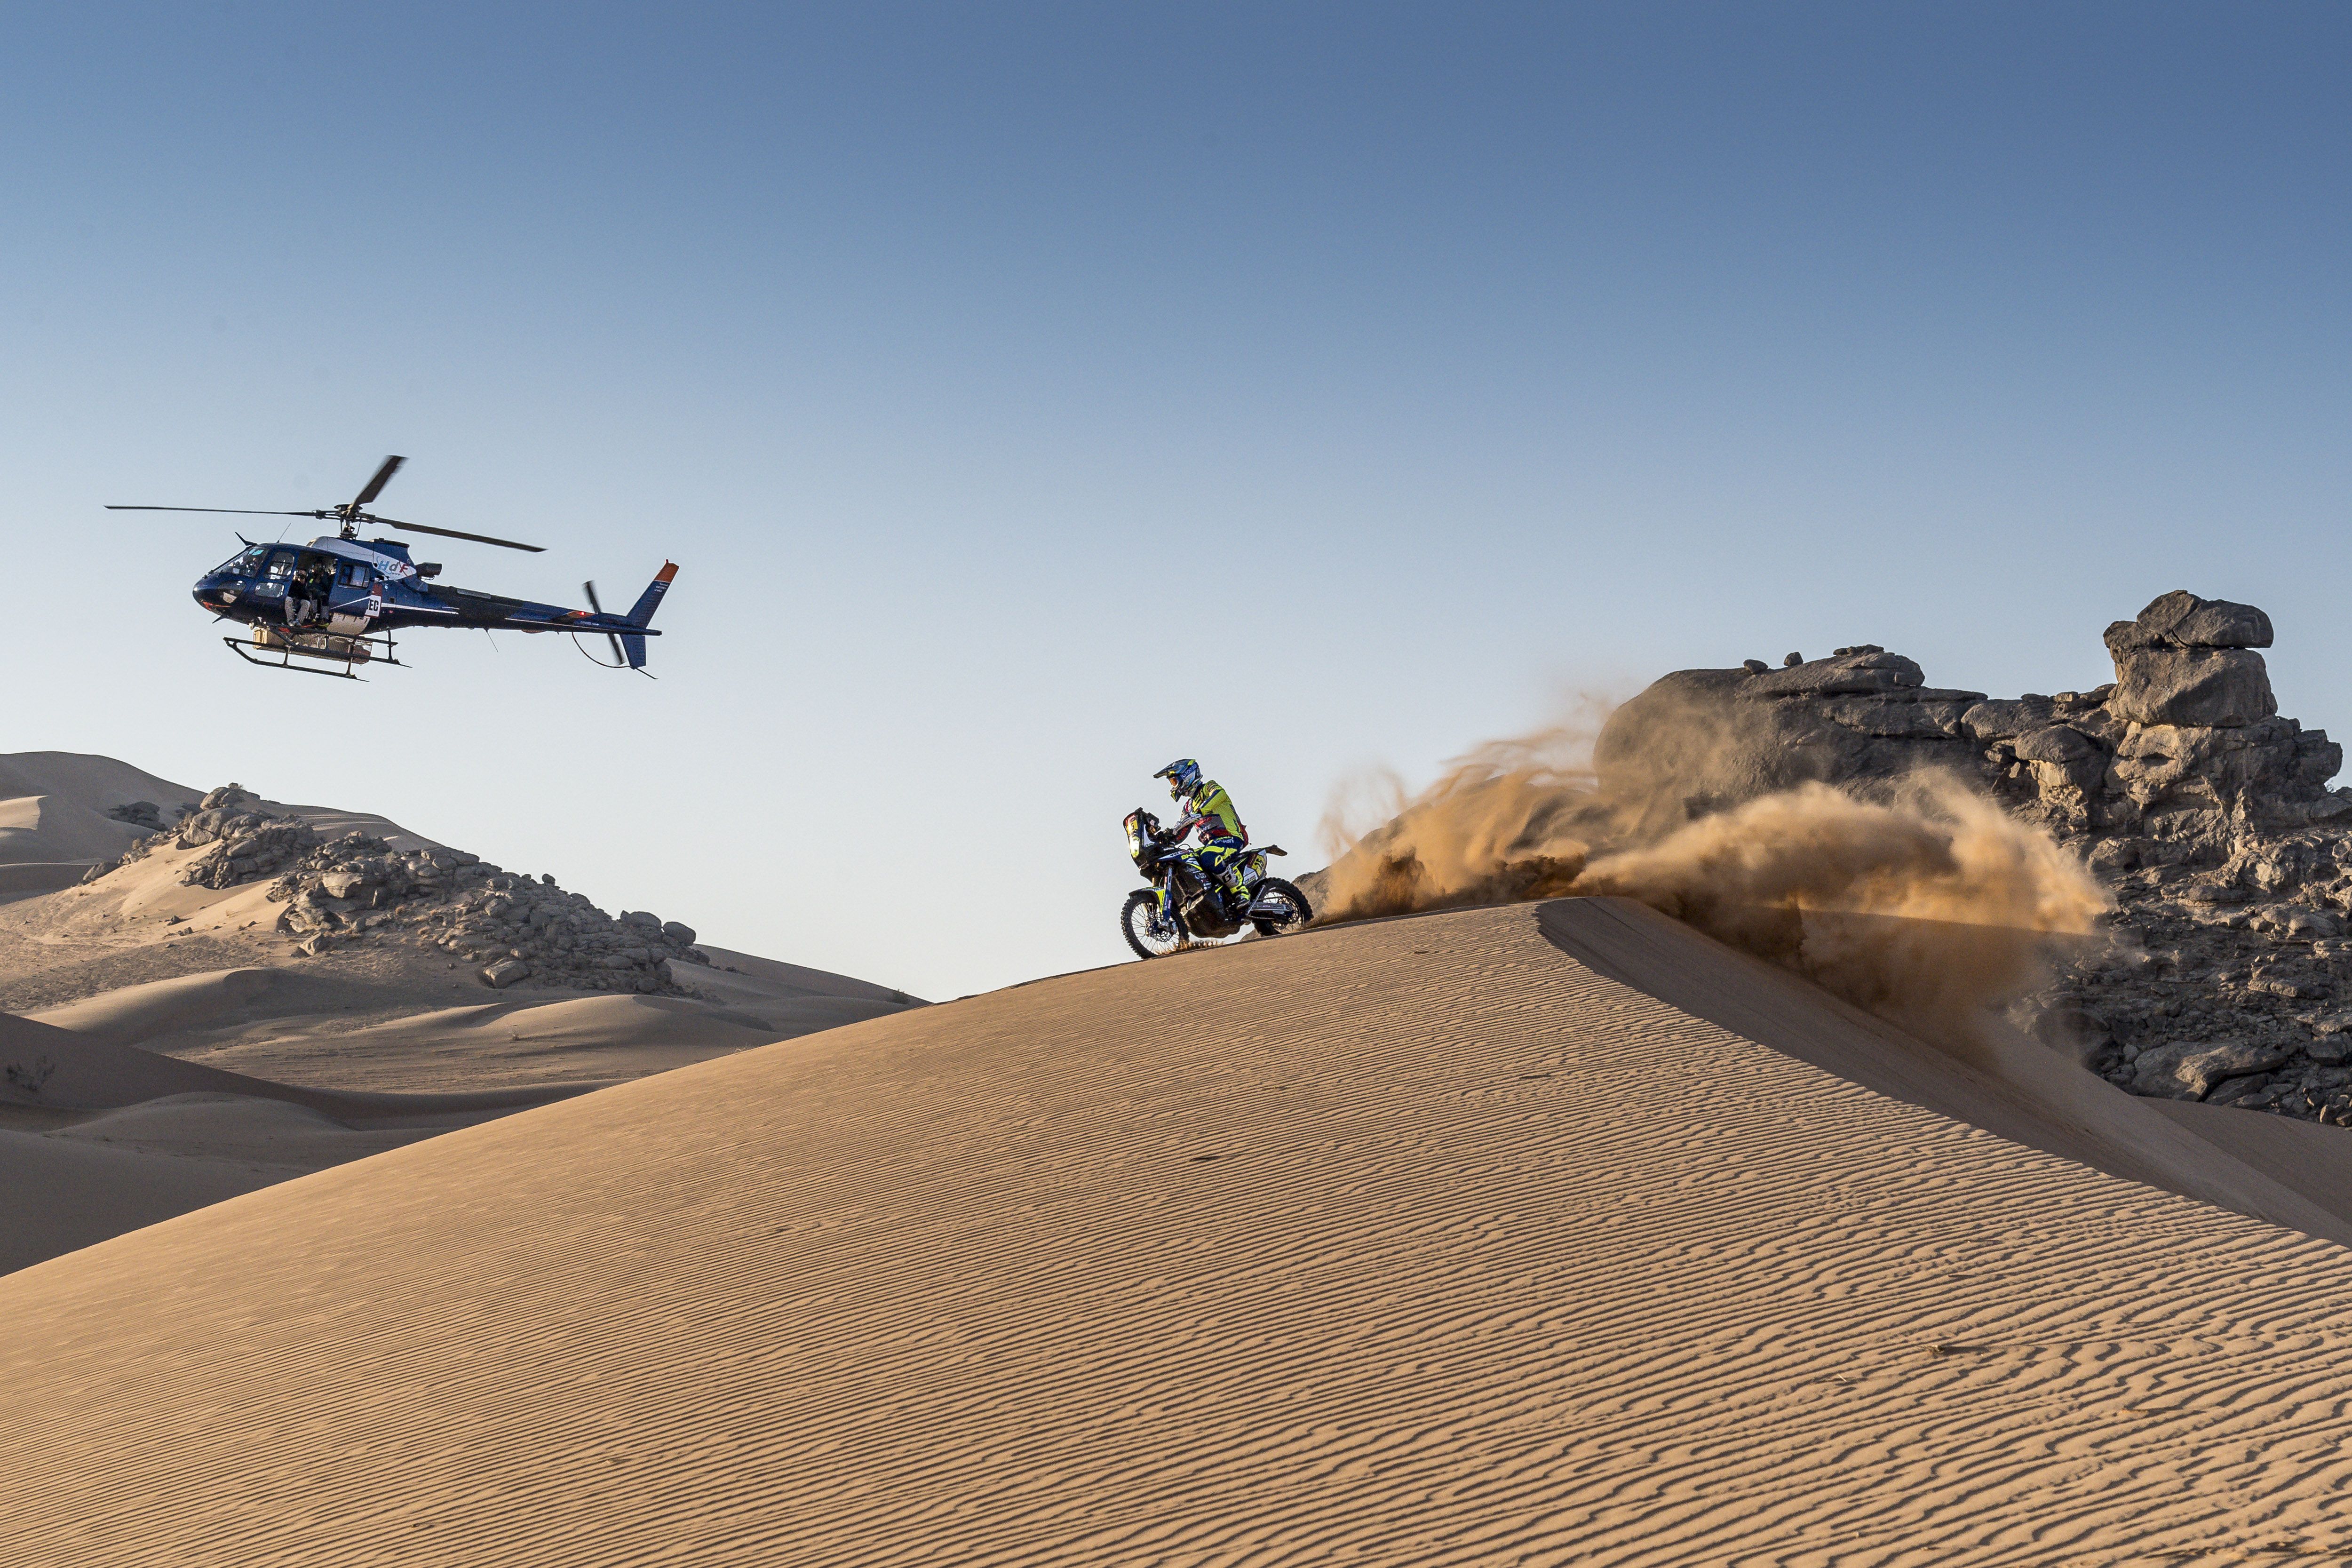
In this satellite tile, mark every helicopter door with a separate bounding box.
[254,549,300,602]
[326,563,381,629]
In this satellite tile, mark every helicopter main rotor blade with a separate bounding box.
[104,505,325,516]
[350,454,405,509]
[583,581,626,664]
[360,515,545,553]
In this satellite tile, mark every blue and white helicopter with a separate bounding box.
[111,455,677,680]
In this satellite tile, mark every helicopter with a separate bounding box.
[109,455,677,680]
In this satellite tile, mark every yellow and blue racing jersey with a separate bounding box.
[1186,780,1247,845]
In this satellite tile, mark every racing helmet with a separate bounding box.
[1152,757,1202,801]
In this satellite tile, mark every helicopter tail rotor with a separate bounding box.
[615,563,678,674]
[582,581,627,667]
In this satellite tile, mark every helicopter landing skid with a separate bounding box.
[223,627,403,680]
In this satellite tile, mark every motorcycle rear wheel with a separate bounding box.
[1248,877,1314,937]
[1121,890,1188,959]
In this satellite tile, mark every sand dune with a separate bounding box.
[8,898,2352,1564]
[1,1007,327,1111]
[28,965,297,1045]
[0,953,884,1271]
[0,753,917,1269]
[0,795,149,867]
[0,1009,584,1119]
[24,959,909,1093]
[0,1124,280,1276]
[163,990,793,1090]
[0,751,198,875]
[0,1010,591,1273]
[1540,898,2352,1242]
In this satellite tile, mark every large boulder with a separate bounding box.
[2130,1039,2293,1100]
[2103,590,2280,728]
[2131,589,2273,650]
[2012,725,2094,764]
[1962,698,2057,741]
[2107,646,2276,728]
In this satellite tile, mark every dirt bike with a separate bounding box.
[1120,807,1313,959]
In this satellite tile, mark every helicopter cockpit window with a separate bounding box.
[213,545,270,579]
[262,550,298,581]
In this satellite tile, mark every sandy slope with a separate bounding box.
[0,1009,588,1273]
[8,899,2352,1565]
[0,927,906,1273]
[0,756,915,1271]
[0,752,200,897]
[0,747,436,876]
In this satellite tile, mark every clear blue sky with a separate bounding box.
[5,3,2345,998]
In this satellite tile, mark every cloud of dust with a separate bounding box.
[1315,718,1603,921]
[1314,715,2112,1043]
[1574,778,2111,1043]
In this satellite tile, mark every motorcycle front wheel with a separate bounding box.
[1121,890,1188,959]
[1248,877,1314,937]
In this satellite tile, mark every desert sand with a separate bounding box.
[0,751,194,899]
[0,752,916,1273]
[6,897,2352,1565]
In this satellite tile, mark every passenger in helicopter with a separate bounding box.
[286,559,333,628]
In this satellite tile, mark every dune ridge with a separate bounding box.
[6,900,2352,1563]
[0,752,198,873]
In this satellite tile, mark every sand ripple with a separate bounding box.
[4,900,2352,1564]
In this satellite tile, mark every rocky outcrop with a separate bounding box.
[178,808,319,891]
[1590,645,1987,836]
[1598,590,2352,1128]
[2103,591,2278,729]
[79,790,705,995]
[264,835,704,991]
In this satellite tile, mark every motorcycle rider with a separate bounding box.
[1152,758,1255,912]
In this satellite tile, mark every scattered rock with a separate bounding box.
[105,801,166,830]
[2133,1039,2293,1100]
[481,958,532,989]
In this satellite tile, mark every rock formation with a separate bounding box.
[82,798,702,995]
[1597,591,2352,1126]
